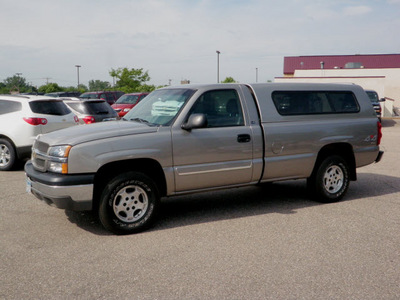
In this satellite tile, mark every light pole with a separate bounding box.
[256,68,258,83]
[216,50,220,83]
[15,73,22,93]
[75,65,81,89]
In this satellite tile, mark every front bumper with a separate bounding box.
[25,161,94,211]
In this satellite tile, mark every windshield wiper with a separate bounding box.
[130,118,155,126]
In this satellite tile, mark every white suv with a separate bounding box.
[0,95,79,171]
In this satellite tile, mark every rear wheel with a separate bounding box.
[307,155,350,203]
[0,139,16,171]
[98,172,159,234]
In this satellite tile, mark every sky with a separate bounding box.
[1,0,399,88]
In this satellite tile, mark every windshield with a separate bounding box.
[123,88,195,126]
[115,94,140,104]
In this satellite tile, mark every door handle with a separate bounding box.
[237,134,251,143]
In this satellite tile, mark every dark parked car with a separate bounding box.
[111,93,149,117]
[365,90,385,121]
[45,91,82,98]
[63,98,120,124]
[79,91,124,105]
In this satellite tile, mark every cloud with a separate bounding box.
[343,5,372,16]
[1,0,399,86]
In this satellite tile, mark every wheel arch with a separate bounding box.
[313,143,356,181]
[92,158,167,210]
[0,135,16,149]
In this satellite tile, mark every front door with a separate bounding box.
[172,89,254,192]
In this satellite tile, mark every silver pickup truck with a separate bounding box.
[25,83,383,234]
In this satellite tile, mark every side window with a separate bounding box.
[0,100,22,115]
[272,91,359,115]
[139,94,148,102]
[189,89,244,127]
[106,93,114,101]
[328,92,359,112]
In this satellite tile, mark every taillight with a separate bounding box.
[83,116,96,124]
[23,117,47,125]
[74,115,79,123]
[377,121,382,145]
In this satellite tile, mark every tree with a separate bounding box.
[38,83,64,94]
[109,67,151,93]
[88,80,111,91]
[222,77,236,83]
[64,85,88,93]
[136,84,158,93]
[78,84,88,92]
[3,75,31,93]
[0,82,7,94]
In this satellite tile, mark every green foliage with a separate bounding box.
[136,84,157,93]
[77,84,88,93]
[89,80,111,91]
[38,83,64,94]
[0,82,8,94]
[109,67,153,93]
[1,67,159,95]
[64,85,88,93]
[2,75,32,93]
[222,77,236,83]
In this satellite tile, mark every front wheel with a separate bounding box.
[307,155,350,203]
[99,172,160,234]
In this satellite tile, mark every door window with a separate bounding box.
[189,89,244,127]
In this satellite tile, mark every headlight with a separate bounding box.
[123,108,131,112]
[47,145,71,174]
[48,145,71,157]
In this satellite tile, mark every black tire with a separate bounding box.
[307,155,350,203]
[0,138,16,171]
[98,172,160,234]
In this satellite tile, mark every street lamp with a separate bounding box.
[216,50,220,83]
[75,65,81,89]
[256,68,258,83]
[15,73,22,93]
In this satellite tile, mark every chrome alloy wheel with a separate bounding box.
[113,185,149,223]
[323,165,344,194]
[0,143,11,167]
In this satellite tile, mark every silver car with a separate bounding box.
[62,98,120,124]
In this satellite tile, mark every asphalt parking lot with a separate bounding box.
[1,119,399,300]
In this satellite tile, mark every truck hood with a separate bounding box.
[36,120,158,146]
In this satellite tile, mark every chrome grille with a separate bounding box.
[33,140,49,153]
[32,140,49,172]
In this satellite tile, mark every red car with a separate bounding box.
[111,93,149,117]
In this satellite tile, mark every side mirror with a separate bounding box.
[379,98,386,102]
[181,113,208,131]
